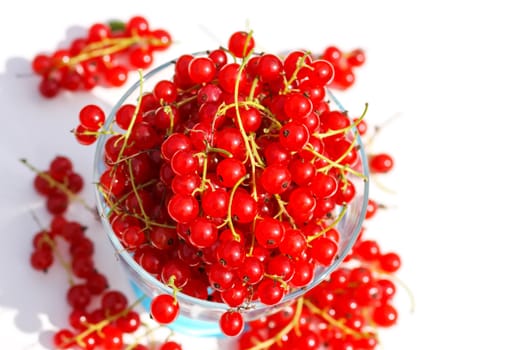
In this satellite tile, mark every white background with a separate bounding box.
[1,1,525,349]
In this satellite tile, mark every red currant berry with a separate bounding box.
[150,294,179,324]
[372,303,398,327]
[228,31,255,58]
[188,56,217,84]
[220,311,244,336]
[369,153,394,173]
[79,104,105,131]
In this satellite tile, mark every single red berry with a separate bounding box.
[369,153,394,173]
[279,121,309,152]
[167,193,199,224]
[257,278,285,305]
[216,158,246,188]
[46,192,69,215]
[372,303,398,327]
[30,248,54,271]
[347,48,366,67]
[53,329,75,349]
[228,31,255,58]
[87,22,110,42]
[39,78,60,98]
[188,56,217,84]
[104,65,128,87]
[309,236,338,266]
[257,53,283,82]
[74,124,98,145]
[126,15,150,35]
[220,311,244,336]
[379,252,402,272]
[32,54,53,75]
[150,294,179,324]
[254,217,285,249]
[101,324,124,350]
[79,104,105,131]
[151,29,172,51]
[66,284,91,309]
[129,47,153,69]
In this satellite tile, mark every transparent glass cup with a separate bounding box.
[93,53,370,337]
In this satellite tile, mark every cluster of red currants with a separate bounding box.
[27,156,84,215]
[237,257,400,349]
[320,46,366,90]
[31,16,172,98]
[237,135,401,350]
[28,155,184,350]
[79,30,369,337]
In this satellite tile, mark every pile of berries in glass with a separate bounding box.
[31,16,171,98]
[73,29,401,348]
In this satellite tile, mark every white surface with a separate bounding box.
[1,1,525,349]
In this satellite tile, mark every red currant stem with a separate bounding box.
[131,217,177,230]
[206,146,233,158]
[242,30,255,58]
[328,134,359,166]
[248,134,266,167]
[196,153,210,195]
[65,34,170,68]
[230,66,264,198]
[116,70,145,162]
[98,179,158,220]
[246,297,304,350]
[171,93,198,109]
[167,276,182,304]
[219,100,282,131]
[49,238,75,286]
[305,146,368,182]
[67,295,147,348]
[314,103,368,139]
[273,194,296,227]
[105,147,148,167]
[371,174,397,195]
[247,76,259,101]
[337,169,352,189]
[163,105,176,136]
[126,159,152,230]
[20,158,97,216]
[306,204,347,243]
[29,211,76,284]
[225,174,250,241]
[283,52,313,94]
[303,298,372,339]
[72,127,117,138]
[263,273,289,290]
[208,102,223,147]
[247,225,257,256]
[195,146,232,195]
[35,229,54,250]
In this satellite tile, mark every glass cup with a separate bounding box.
[93,53,369,337]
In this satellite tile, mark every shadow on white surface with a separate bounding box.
[0,55,119,349]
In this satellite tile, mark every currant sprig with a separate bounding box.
[26,155,185,350]
[31,16,172,98]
